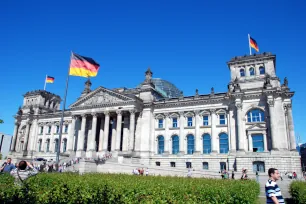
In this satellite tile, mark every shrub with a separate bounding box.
[290,181,306,204]
[0,173,260,204]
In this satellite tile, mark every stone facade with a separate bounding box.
[9,52,300,173]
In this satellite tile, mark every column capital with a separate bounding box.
[104,111,110,116]
[72,115,79,120]
[81,114,87,118]
[91,112,98,117]
[210,109,216,114]
[116,110,122,115]
[164,112,170,118]
[179,111,184,116]
[26,120,32,125]
[267,100,274,107]
[286,104,292,109]
[194,110,200,115]
[235,103,242,110]
[129,109,136,115]
[14,122,20,126]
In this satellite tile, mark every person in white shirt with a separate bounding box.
[145,168,149,176]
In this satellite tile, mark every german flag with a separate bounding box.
[249,36,259,52]
[46,76,55,83]
[69,53,100,77]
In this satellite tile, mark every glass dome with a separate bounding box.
[137,78,181,98]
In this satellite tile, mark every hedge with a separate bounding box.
[0,173,260,204]
[290,181,306,204]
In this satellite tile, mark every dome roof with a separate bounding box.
[150,78,182,98]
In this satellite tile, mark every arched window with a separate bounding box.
[252,134,264,152]
[249,67,255,76]
[253,161,265,172]
[240,69,245,77]
[55,139,59,153]
[157,136,164,154]
[46,139,50,152]
[203,134,211,154]
[63,139,67,152]
[219,133,229,154]
[247,109,265,122]
[187,134,194,154]
[172,135,179,154]
[38,139,42,152]
[259,66,265,75]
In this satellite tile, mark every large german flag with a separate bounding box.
[249,36,259,52]
[69,53,100,77]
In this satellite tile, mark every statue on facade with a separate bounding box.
[195,89,199,97]
[264,74,272,89]
[211,87,214,95]
[283,77,288,87]
[144,67,153,83]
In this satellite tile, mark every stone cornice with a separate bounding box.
[227,52,276,67]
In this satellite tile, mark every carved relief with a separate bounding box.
[82,91,124,106]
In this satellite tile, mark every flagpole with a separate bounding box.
[248,34,252,55]
[44,75,47,90]
[56,51,73,165]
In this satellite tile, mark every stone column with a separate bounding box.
[77,114,87,152]
[164,113,169,154]
[268,99,278,150]
[98,116,105,152]
[68,116,77,153]
[128,110,135,152]
[195,110,201,154]
[236,103,245,152]
[286,104,297,151]
[23,121,31,151]
[115,110,122,151]
[210,109,218,153]
[179,111,185,154]
[88,112,97,152]
[248,134,253,152]
[102,111,110,151]
[122,115,129,152]
[263,132,268,151]
[111,118,117,151]
[228,108,236,152]
[10,122,19,151]
[29,119,38,151]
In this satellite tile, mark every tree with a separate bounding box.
[0,119,3,124]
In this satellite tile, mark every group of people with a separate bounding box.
[132,168,149,176]
[0,158,38,185]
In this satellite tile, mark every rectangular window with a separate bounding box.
[56,126,60,134]
[186,162,192,168]
[158,119,163,128]
[39,127,43,134]
[220,162,226,171]
[187,117,193,127]
[219,114,226,125]
[170,162,176,167]
[47,126,51,134]
[172,118,178,128]
[156,162,161,166]
[252,135,264,152]
[203,162,209,170]
[64,125,68,133]
[203,115,209,126]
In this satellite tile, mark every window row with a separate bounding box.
[157,114,227,129]
[240,66,265,77]
[157,133,229,154]
[37,138,67,153]
[155,161,265,172]
[157,108,265,129]
[39,125,69,135]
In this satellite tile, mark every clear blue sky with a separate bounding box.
[1,0,306,142]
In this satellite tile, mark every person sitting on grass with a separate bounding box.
[10,161,38,185]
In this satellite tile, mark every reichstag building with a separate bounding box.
[9,52,301,173]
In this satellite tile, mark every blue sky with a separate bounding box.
[1,0,306,142]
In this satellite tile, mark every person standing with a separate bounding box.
[10,161,38,185]
[232,171,235,179]
[265,168,284,204]
[256,171,259,183]
[145,168,149,176]
[0,158,16,173]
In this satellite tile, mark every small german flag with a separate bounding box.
[249,36,259,52]
[69,52,100,77]
[46,76,55,83]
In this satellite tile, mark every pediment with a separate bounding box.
[246,123,266,130]
[69,86,136,109]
